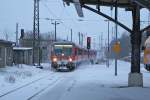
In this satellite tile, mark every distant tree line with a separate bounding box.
[105,31,147,59]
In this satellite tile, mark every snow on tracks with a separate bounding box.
[0,72,64,100]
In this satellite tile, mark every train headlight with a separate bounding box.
[69,58,73,62]
[62,53,64,56]
[53,58,57,62]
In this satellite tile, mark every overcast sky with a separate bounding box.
[0,0,149,49]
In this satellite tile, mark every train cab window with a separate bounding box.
[54,45,72,56]
[63,47,72,56]
[54,47,63,55]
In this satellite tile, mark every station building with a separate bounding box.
[0,40,14,68]
[13,47,33,65]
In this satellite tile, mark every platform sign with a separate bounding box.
[113,41,121,53]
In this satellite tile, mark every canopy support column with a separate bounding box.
[128,4,143,87]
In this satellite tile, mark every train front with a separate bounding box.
[51,43,76,71]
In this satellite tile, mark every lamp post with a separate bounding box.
[41,18,61,42]
[71,29,73,42]
[51,21,60,41]
[115,0,118,76]
[104,19,110,68]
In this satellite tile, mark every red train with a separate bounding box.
[50,41,96,71]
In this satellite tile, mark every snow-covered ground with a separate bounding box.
[0,61,150,100]
[0,63,52,98]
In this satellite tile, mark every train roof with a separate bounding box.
[52,41,76,46]
[52,41,85,49]
[52,41,96,52]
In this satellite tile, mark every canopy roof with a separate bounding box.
[64,0,150,17]
[133,0,150,9]
[64,0,150,8]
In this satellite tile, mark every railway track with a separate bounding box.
[0,72,64,100]
[27,77,63,100]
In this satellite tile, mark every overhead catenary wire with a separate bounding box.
[40,0,86,42]
[58,0,83,32]
[41,1,71,31]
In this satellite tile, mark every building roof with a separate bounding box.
[0,39,14,45]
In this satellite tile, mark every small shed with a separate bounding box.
[13,47,33,65]
[0,40,13,68]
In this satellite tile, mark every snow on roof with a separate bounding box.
[13,47,32,50]
[0,39,14,44]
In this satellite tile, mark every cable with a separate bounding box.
[59,1,82,31]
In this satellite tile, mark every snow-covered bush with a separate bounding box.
[14,71,22,77]
[23,71,32,77]
[5,75,16,83]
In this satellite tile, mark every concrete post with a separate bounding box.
[128,4,143,87]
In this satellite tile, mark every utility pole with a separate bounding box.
[148,11,150,25]
[55,21,57,41]
[101,33,103,50]
[112,27,114,40]
[115,0,118,76]
[99,35,101,59]
[71,29,72,42]
[79,32,80,45]
[67,35,68,41]
[16,23,19,46]
[81,33,83,47]
[99,35,101,50]
[33,0,40,66]
[101,33,103,58]
[105,20,110,68]
[5,33,8,41]
[108,20,110,68]
[93,37,96,50]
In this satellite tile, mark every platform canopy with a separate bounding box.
[132,0,150,9]
[63,0,150,17]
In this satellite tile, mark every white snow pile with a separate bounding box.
[1,65,32,83]
[0,63,51,97]
[5,75,16,83]
[0,63,50,84]
[4,70,33,83]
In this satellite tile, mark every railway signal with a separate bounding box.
[87,37,91,49]
[20,29,24,39]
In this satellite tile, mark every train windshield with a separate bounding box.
[54,44,72,56]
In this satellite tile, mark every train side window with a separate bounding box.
[78,49,82,55]
[74,48,77,55]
